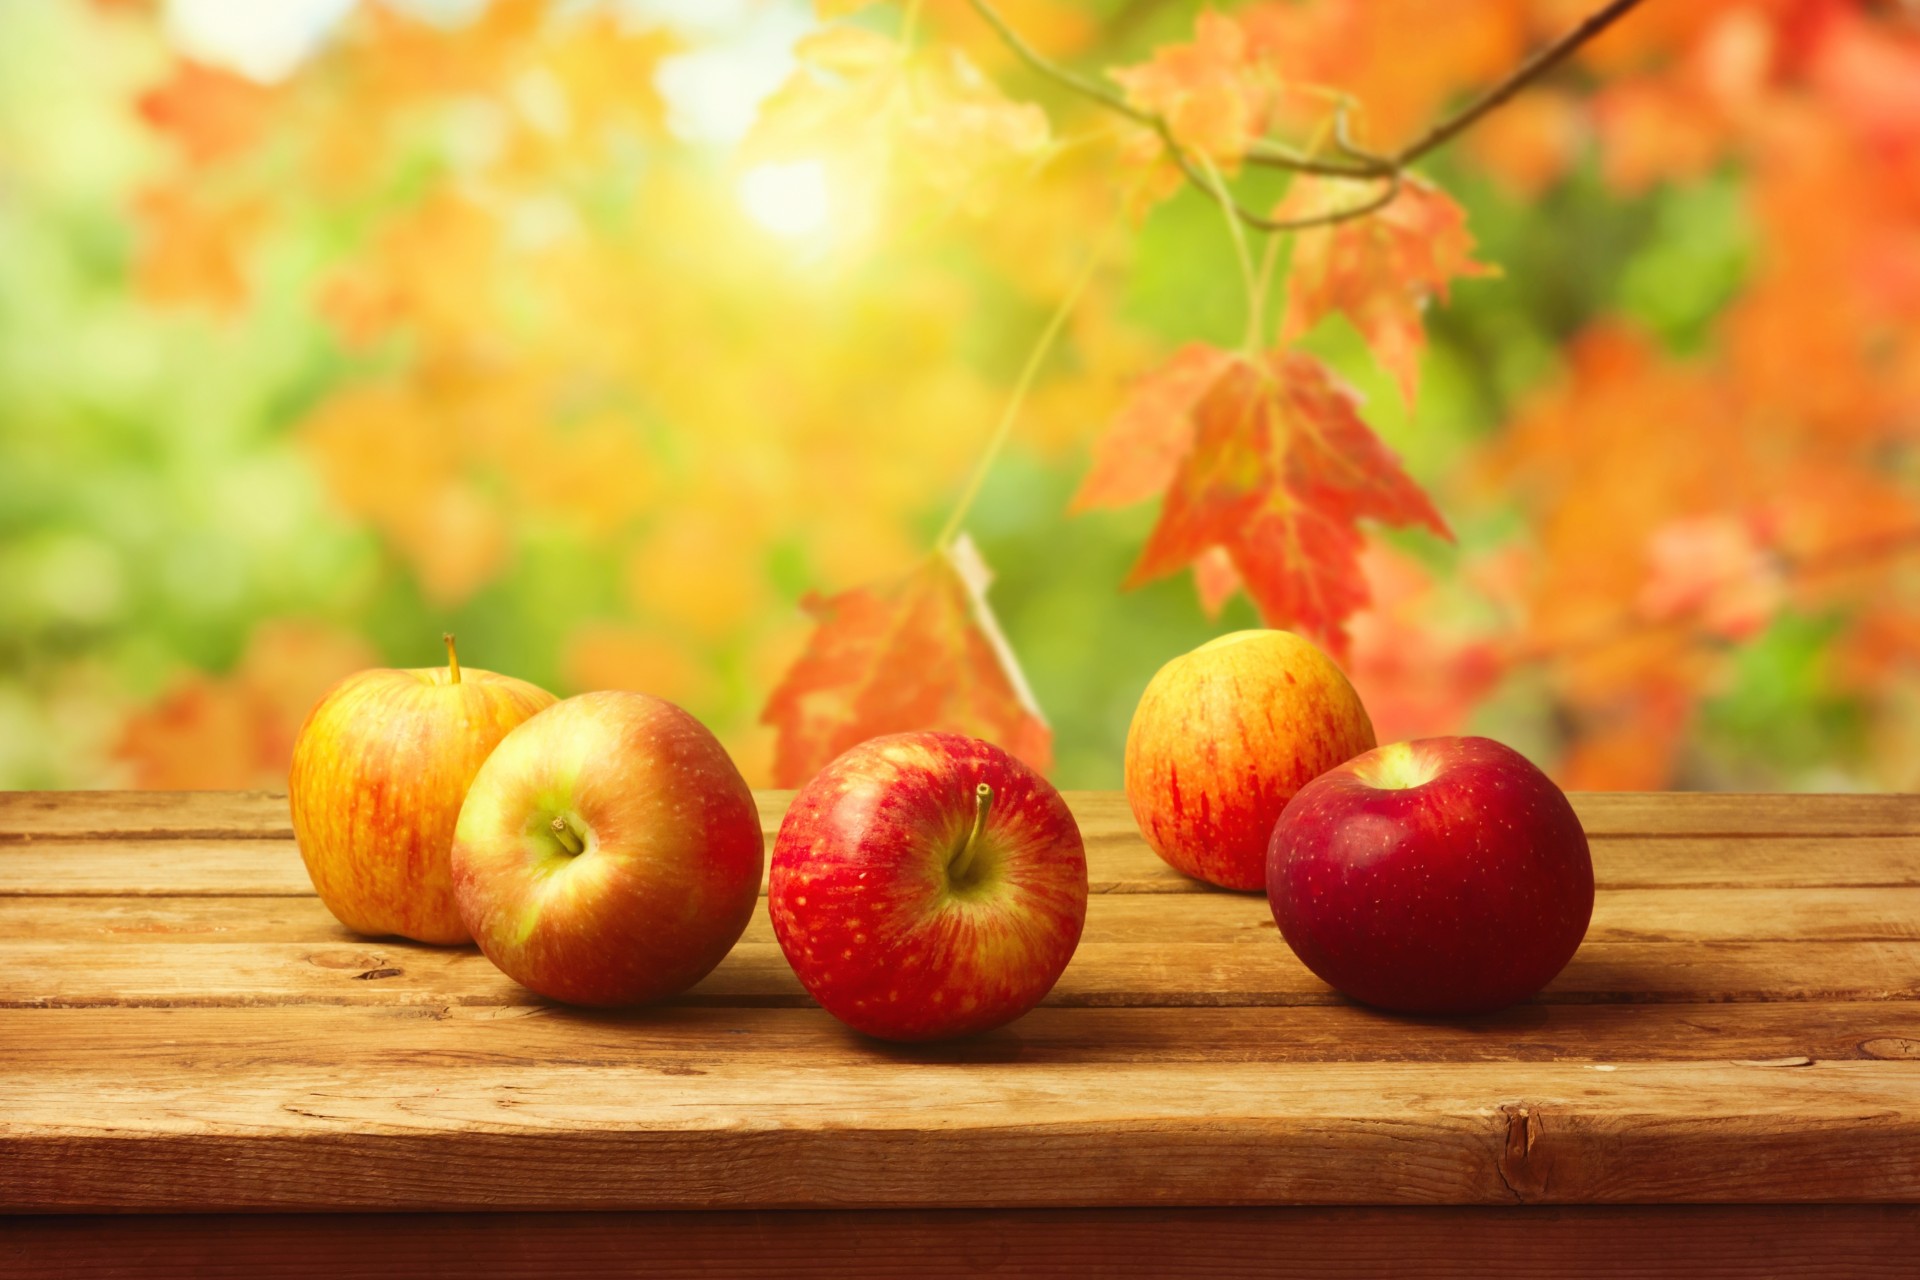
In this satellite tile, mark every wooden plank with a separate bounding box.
[1075,833,1920,894]
[4,1003,1917,1070]
[1069,788,1920,838]
[3,932,1917,1008]
[1074,791,1920,838]
[0,841,314,897]
[0,791,793,842]
[8,834,1920,898]
[5,1206,1916,1280]
[5,1060,1920,1209]
[11,886,1920,946]
[5,789,1918,844]
[0,791,295,841]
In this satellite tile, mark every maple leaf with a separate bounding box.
[1108,11,1271,167]
[761,536,1051,788]
[1345,545,1507,744]
[132,186,263,310]
[137,59,272,167]
[1071,342,1235,510]
[1280,177,1495,410]
[115,621,378,789]
[743,27,1047,217]
[1076,345,1450,653]
[1635,512,1785,642]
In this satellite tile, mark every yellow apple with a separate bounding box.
[289,635,555,943]
[1125,629,1375,890]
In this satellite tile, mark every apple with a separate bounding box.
[1267,736,1594,1015]
[769,732,1087,1042]
[1125,629,1376,891]
[451,690,763,1007]
[289,634,555,944]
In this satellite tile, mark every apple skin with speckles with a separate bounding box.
[769,732,1088,1042]
[1125,630,1376,891]
[1267,736,1594,1015]
[451,691,764,1007]
[290,647,556,945]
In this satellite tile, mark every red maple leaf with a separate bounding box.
[1281,177,1495,410]
[1073,342,1236,510]
[1076,345,1450,654]
[761,536,1052,788]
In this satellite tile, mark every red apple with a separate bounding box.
[451,690,763,1007]
[290,635,555,944]
[769,732,1087,1042]
[1126,630,1376,890]
[1267,736,1594,1014]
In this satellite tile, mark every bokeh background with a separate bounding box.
[2,0,1917,792]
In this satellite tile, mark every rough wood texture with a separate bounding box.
[6,788,1919,840]
[3,789,1919,1218]
[8,1207,1919,1280]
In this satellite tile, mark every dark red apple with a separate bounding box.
[1266,736,1593,1014]
[769,732,1088,1042]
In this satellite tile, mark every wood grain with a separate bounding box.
[7,1060,1920,1209]
[9,835,1920,898]
[7,789,1919,842]
[5,1002,1917,1069]
[8,1206,1918,1280]
[12,884,1920,944]
[5,789,1920,1226]
[7,935,1920,1008]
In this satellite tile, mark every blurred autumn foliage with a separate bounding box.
[0,0,1916,793]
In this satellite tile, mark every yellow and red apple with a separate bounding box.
[289,635,554,944]
[451,690,764,1007]
[769,732,1088,1041]
[1125,629,1375,890]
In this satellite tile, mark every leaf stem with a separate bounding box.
[443,632,461,685]
[949,782,994,881]
[934,198,1122,549]
[1199,154,1263,354]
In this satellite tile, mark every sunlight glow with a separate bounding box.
[164,0,354,82]
[738,161,832,239]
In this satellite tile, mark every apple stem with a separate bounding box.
[444,632,462,685]
[550,817,584,857]
[949,782,994,881]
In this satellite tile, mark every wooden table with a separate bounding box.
[4,790,1919,1277]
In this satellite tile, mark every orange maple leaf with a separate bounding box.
[1345,545,1507,744]
[1076,346,1450,653]
[743,26,1048,217]
[761,536,1051,788]
[1108,11,1271,167]
[115,620,379,789]
[132,186,264,310]
[1281,177,1495,410]
[138,59,274,168]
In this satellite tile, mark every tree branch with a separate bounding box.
[962,0,1649,233]
[1394,0,1649,165]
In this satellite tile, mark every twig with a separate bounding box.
[1394,0,1648,165]
[962,0,1648,234]
[1198,153,1263,351]
[934,194,1128,548]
